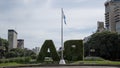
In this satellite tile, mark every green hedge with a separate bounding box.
[64,40,83,61]
[0,57,31,63]
[37,40,60,62]
[84,56,105,61]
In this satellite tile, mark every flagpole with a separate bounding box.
[61,8,64,60]
[59,8,66,64]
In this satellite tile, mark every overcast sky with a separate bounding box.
[0,0,106,49]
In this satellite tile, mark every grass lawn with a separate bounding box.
[72,60,120,65]
[1,61,120,67]
[0,62,23,67]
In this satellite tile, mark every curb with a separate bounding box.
[0,64,120,68]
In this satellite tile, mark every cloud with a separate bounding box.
[51,0,106,9]
[0,0,106,49]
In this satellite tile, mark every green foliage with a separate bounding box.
[64,40,83,61]
[0,62,22,67]
[37,40,60,62]
[5,48,36,59]
[0,37,36,59]
[84,31,120,60]
[5,51,17,58]
[84,57,105,61]
[0,57,31,63]
[30,55,37,59]
[0,38,8,58]
[24,48,36,57]
[72,60,120,65]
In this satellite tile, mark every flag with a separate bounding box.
[62,8,66,24]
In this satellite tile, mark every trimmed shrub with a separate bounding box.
[37,40,60,62]
[84,56,105,61]
[0,57,31,63]
[64,40,83,61]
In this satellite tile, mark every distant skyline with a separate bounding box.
[0,0,106,49]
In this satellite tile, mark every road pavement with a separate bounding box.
[18,66,119,68]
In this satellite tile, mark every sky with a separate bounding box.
[0,0,106,49]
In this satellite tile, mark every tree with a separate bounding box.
[5,48,36,58]
[24,48,36,58]
[0,38,8,58]
[5,51,17,58]
[84,31,120,60]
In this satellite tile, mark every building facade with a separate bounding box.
[17,39,24,49]
[97,21,105,32]
[105,0,120,33]
[8,29,18,50]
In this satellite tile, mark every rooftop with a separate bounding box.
[105,0,120,6]
[8,29,18,34]
[112,0,120,2]
[17,39,24,41]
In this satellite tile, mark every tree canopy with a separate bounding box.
[0,38,8,58]
[84,31,120,60]
[5,48,36,58]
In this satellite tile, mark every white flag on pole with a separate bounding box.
[62,8,66,24]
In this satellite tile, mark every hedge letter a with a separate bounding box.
[37,40,60,62]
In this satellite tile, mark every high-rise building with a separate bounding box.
[97,21,105,32]
[105,0,120,33]
[17,39,24,49]
[8,29,18,50]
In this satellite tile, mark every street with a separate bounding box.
[19,66,119,68]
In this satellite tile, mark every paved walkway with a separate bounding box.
[19,66,119,68]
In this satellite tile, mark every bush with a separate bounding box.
[14,57,31,63]
[0,57,31,63]
[31,55,37,59]
[0,59,9,63]
[24,57,31,63]
[5,48,36,59]
[84,56,105,61]
[0,59,6,63]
